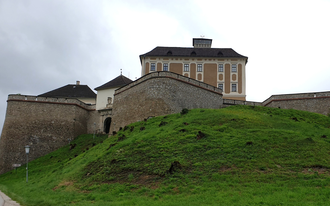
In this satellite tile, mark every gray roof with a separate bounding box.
[95,75,133,91]
[39,84,96,99]
[140,46,248,61]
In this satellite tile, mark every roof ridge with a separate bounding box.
[140,47,248,59]
[94,75,133,91]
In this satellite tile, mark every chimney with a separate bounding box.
[76,81,80,85]
[193,38,212,48]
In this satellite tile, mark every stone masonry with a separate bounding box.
[263,91,330,115]
[222,91,330,116]
[0,95,96,174]
[110,71,223,132]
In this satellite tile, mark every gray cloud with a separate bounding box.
[0,0,118,132]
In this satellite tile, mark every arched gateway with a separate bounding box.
[104,117,112,134]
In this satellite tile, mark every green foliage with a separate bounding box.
[1,105,330,205]
[180,108,189,115]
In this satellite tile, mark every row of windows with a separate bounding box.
[218,83,237,92]
[150,63,238,73]
[218,64,236,72]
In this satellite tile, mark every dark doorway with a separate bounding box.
[104,117,112,134]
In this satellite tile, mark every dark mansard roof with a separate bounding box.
[38,84,96,99]
[94,75,133,91]
[140,47,248,60]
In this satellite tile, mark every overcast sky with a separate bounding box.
[1,0,330,134]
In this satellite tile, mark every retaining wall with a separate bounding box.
[0,95,96,174]
[110,71,223,132]
[263,91,330,115]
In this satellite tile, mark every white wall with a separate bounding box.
[96,88,116,110]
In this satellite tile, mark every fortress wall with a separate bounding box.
[222,92,330,116]
[7,95,96,110]
[263,91,330,106]
[0,96,92,174]
[110,73,223,132]
[116,71,222,94]
[263,94,330,116]
[86,110,103,134]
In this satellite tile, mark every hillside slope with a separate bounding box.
[1,105,330,205]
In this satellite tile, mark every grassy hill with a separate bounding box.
[1,105,330,205]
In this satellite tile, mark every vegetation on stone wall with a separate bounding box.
[1,106,330,205]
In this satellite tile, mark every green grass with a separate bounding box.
[1,105,330,205]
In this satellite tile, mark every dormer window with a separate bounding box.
[190,51,196,56]
[217,51,223,56]
[167,51,172,55]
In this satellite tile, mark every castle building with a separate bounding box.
[94,74,132,111]
[140,38,248,101]
[1,37,330,175]
[94,74,133,134]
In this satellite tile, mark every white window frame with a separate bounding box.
[150,63,156,71]
[232,64,237,73]
[232,83,237,92]
[218,64,224,72]
[184,64,189,72]
[218,83,223,91]
[197,64,203,72]
[163,63,168,71]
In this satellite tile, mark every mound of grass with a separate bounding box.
[1,105,330,205]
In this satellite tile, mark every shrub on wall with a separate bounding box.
[181,108,189,115]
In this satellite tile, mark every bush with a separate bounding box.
[181,108,189,115]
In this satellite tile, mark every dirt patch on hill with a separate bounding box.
[303,167,328,174]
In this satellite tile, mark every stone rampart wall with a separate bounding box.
[263,91,330,106]
[0,95,95,174]
[1,85,329,175]
[263,91,330,115]
[222,91,330,116]
[110,72,223,132]
[7,94,96,110]
[116,71,222,94]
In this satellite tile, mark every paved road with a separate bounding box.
[0,190,20,206]
[0,192,4,206]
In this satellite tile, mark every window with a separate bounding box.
[197,64,203,72]
[218,83,223,91]
[150,63,155,71]
[184,64,189,72]
[232,64,237,72]
[163,63,168,71]
[218,64,223,72]
[232,84,237,92]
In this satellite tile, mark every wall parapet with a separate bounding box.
[7,94,96,111]
[115,71,223,95]
[263,91,330,106]
[223,99,262,106]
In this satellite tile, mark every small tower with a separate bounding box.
[193,38,212,48]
